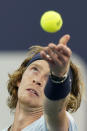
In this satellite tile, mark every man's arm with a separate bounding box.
[43,96,68,131]
[43,71,72,131]
[40,34,72,131]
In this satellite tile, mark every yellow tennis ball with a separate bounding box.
[40,10,63,33]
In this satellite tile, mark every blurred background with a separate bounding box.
[0,0,87,130]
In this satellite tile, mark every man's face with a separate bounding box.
[18,60,50,108]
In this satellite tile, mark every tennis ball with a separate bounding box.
[40,10,63,33]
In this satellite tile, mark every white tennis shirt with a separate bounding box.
[1,112,78,131]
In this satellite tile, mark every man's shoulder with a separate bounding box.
[66,112,78,131]
[1,127,8,131]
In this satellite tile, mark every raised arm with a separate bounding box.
[40,34,72,131]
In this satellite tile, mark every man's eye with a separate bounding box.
[32,67,38,71]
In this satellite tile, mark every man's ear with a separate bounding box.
[17,81,20,88]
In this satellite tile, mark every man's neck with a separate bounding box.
[11,102,43,131]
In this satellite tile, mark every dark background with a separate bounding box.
[0,0,87,62]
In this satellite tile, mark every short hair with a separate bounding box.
[7,45,84,113]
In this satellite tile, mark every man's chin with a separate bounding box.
[22,101,42,109]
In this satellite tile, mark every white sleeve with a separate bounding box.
[1,128,8,131]
[66,112,78,131]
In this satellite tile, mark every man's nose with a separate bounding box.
[33,79,42,86]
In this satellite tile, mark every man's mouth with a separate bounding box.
[26,88,39,96]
